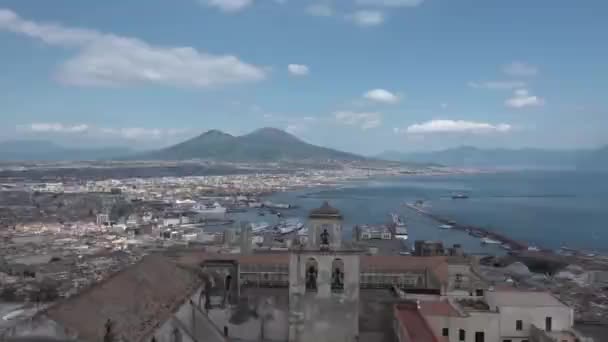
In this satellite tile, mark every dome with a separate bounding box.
[309,201,342,219]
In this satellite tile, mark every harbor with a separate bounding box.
[403,201,530,251]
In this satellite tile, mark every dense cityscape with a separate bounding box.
[0,160,606,341]
[2,1,608,341]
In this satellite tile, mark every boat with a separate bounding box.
[439,224,453,230]
[391,213,406,227]
[527,245,541,252]
[274,218,304,234]
[193,202,227,215]
[468,230,484,238]
[394,226,408,240]
[481,237,502,244]
[501,244,512,251]
[250,222,271,233]
[451,193,469,199]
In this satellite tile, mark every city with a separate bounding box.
[2,1,608,341]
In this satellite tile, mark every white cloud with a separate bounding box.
[503,61,538,77]
[203,0,253,12]
[468,80,526,90]
[505,89,545,108]
[333,111,382,130]
[28,123,89,133]
[0,8,267,88]
[285,124,303,134]
[356,0,424,7]
[100,127,191,140]
[288,64,310,76]
[363,88,400,104]
[399,119,512,134]
[306,4,333,16]
[347,10,385,27]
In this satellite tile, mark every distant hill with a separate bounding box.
[0,140,134,162]
[377,146,596,169]
[138,127,366,162]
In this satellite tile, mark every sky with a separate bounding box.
[0,0,607,155]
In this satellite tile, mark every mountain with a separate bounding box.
[0,140,134,161]
[377,146,594,169]
[139,127,366,162]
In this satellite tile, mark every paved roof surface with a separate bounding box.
[44,254,202,342]
[486,290,566,308]
[418,300,463,317]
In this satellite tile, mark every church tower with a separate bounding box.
[288,202,361,342]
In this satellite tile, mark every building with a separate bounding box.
[1,254,226,342]
[96,213,109,226]
[415,240,446,256]
[2,202,590,342]
[393,289,593,342]
[354,225,392,240]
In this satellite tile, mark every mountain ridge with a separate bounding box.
[137,127,366,162]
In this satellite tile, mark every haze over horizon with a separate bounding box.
[1,1,607,155]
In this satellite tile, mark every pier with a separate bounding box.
[403,203,528,251]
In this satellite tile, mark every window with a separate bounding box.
[305,258,318,292]
[516,319,523,331]
[459,329,465,341]
[522,340,528,342]
[475,331,485,342]
[331,258,345,291]
[442,328,449,337]
[503,340,512,342]
[546,316,552,332]
[475,289,484,296]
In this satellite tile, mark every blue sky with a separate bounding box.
[0,0,607,154]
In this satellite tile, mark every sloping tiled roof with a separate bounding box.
[394,304,441,342]
[44,254,202,342]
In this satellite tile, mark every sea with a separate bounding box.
[233,170,608,255]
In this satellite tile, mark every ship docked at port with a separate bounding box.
[391,213,408,240]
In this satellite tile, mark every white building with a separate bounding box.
[96,213,109,226]
[394,289,593,342]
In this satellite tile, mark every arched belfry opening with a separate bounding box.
[305,257,318,292]
[331,258,344,291]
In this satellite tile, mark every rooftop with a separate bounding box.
[418,300,464,317]
[394,303,442,342]
[41,254,202,342]
[486,290,567,308]
[179,252,449,287]
[309,201,342,219]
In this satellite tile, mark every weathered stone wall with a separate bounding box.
[289,252,360,342]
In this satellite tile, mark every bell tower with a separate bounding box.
[288,202,361,342]
[307,201,343,249]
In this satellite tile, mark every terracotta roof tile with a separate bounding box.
[44,254,201,342]
[394,304,439,342]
